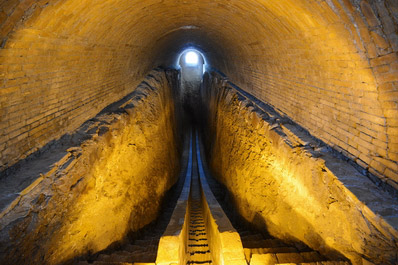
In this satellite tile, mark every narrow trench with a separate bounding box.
[76,126,348,265]
[187,129,212,265]
[75,72,350,265]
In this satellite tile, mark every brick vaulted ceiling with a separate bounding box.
[0,0,397,184]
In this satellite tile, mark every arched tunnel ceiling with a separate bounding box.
[1,0,375,71]
[0,0,397,182]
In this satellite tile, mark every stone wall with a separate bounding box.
[0,69,181,265]
[202,72,398,265]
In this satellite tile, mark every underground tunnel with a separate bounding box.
[0,0,398,264]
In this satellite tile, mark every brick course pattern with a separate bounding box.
[0,0,397,184]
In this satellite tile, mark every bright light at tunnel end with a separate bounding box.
[185,51,199,66]
[176,48,207,73]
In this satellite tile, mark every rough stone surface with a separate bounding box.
[0,69,181,265]
[202,72,398,265]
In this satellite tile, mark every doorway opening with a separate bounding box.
[178,49,205,82]
[177,49,206,126]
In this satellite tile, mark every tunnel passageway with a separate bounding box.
[0,66,397,265]
[0,64,397,265]
[0,1,397,264]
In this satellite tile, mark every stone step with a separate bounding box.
[91,261,136,265]
[250,253,277,265]
[97,254,112,262]
[189,253,212,262]
[79,260,135,265]
[245,247,298,254]
[276,252,304,263]
[238,230,253,237]
[77,260,135,265]
[113,248,157,256]
[249,252,304,264]
[249,252,346,265]
[124,244,146,252]
[300,251,325,262]
[276,261,351,265]
[133,239,157,246]
[115,253,156,263]
[247,249,321,263]
[112,250,137,257]
[242,239,288,248]
[97,252,156,263]
[240,234,264,241]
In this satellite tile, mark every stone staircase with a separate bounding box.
[76,207,169,265]
[235,221,349,265]
[186,199,212,265]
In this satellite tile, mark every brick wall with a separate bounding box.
[0,28,144,171]
[0,0,152,171]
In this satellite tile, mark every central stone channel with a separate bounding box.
[187,131,212,264]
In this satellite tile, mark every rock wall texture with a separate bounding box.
[0,0,397,186]
[0,69,181,265]
[202,72,398,265]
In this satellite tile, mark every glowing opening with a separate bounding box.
[177,48,207,74]
[185,51,199,66]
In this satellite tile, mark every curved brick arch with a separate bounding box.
[0,0,397,186]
